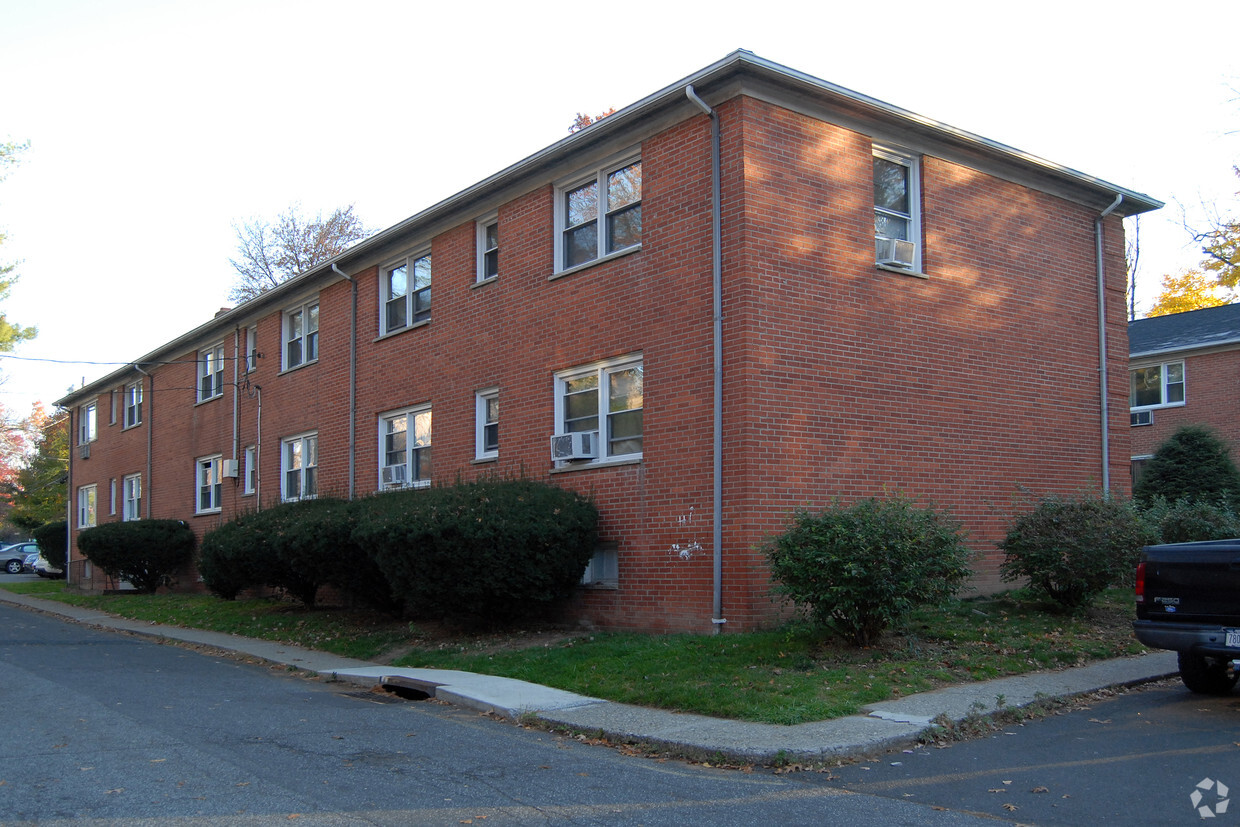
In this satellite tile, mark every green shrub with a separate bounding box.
[999,494,1154,609]
[1141,496,1240,544]
[32,520,68,569]
[352,478,598,623]
[763,495,973,646]
[198,511,280,600]
[76,520,196,593]
[1134,425,1240,506]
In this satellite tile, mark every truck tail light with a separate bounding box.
[1135,561,1145,604]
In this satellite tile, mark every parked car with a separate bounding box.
[32,554,64,579]
[22,551,39,573]
[1,542,39,574]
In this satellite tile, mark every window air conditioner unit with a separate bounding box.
[875,236,916,269]
[221,459,240,478]
[1131,410,1153,427]
[78,443,90,459]
[551,431,598,461]
[381,465,408,485]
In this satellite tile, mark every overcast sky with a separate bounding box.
[0,0,1236,417]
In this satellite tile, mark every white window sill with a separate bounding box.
[472,455,498,465]
[195,395,224,407]
[472,275,498,290]
[193,508,222,517]
[1129,402,1186,412]
[550,244,641,282]
[581,580,619,590]
[278,358,319,378]
[374,319,430,343]
[876,263,928,279]
[551,456,642,474]
[121,422,142,432]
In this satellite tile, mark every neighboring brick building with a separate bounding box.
[1129,303,1240,486]
[57,51,1160,632]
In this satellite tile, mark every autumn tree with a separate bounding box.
[1146,269,1231,317]
[568,108,616,133]
[1194,166,1240,291]
[229,203,368,303]
[0,139,37,352]
[7,405,68,532]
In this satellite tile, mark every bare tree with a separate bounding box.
[1126,214,1141,320]
[229,203,368,302]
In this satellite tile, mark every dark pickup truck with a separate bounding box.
[1134,539,1240,695]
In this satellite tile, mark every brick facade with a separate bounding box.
[59,52,1159,631]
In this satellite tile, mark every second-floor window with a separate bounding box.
[383,252,431,335]
[124,381,142,428]
[199,344,225,402]
[1131,361,1185,409]
[284,301,319,370]
[245,326,259,372]
[478,217,499,282]
[79,401,97,444]
[873,146,921,271]
[557,156,642,271]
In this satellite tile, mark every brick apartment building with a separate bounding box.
[1129,303,1240,486]
[57,51,1161,632]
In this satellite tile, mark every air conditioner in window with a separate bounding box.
[381,465,408,485]
[875,236,916,269]
[551,431,598,461]
[221,459,240,478]
[78,443,90,459]
[1131,410,1153,427]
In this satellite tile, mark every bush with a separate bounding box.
[352,478,598,623]
[1134,425,1240,506]
[31,520,68,569]
[1141,496,1240,544]
[198,511,280,600]
[76,520,196,593]
[999,494,1154,609]
[764,495,973,646]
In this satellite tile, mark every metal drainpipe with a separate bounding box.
[254,385,262,507]
[686,85,726,632]
[65,407,74,584]
[1096,194,1123,494]
[134,364,153,518]
[331,263,357,500]
[232,329,240,476]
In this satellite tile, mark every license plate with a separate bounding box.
[1227,630,1240,648]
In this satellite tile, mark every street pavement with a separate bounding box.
[0,588,1179,764]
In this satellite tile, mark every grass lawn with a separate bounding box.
[2,580,1145,725]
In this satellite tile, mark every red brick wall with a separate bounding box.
[1130,348,1240,473]
[66,94,1132,630]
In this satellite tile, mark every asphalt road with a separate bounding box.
[1,602,996,826]
[810,679,1240,824]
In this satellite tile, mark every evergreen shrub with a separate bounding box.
[32,520,68,569]
[76,519,196,593]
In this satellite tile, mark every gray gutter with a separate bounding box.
[1130,337,1240,360]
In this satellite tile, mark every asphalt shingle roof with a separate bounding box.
[1129,303,1240,358]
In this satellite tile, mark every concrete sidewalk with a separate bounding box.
[0,588,1179,763]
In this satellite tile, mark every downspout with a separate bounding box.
[254,385,262,507]
[65,408,74,585]
[134,364,153,519]
[687,85,726,632]
[331,263,358,500]
[1096,193,1123,493]
[231,329,241,477]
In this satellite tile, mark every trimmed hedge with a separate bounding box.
[764,495,973,646]
[351,478,598,622]
[76,520,196,593]
[32,520,68,569]
[1134,425,1240,506]
[1141,496,1240,544]
[999,494,1154,609]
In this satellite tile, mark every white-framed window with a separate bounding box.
[581,542,619,588]
[379,406,431,489]
[122,474,141,521]
[108,390,117,425]
[79,401,97,444]
[281,432,318,502]
[245,326,259,372]
[124,381,142,428]
[477,216,499,282]
[196,455,223,514]
[873,146,921,270]
[1131,361,1185,409]
[77,484,97,528]
[108,478,116,515]
[556,155,642,272]
[283,300,319,370]
[198,343,226,402]
[243,445,256,495]
[382,251,431,335]
[554,356,644,462]
[476,389,499,460]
